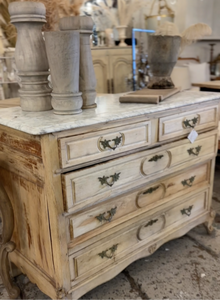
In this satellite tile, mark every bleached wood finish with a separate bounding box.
[0,94,219,300]
[159,105,219,141]
[91,47,132,94]
[59,121,152,169]
[67,162,209,240]
[62,131,217,213]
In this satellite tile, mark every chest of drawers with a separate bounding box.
[0,91,219,299]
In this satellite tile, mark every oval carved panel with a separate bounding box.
[141,150,172,176]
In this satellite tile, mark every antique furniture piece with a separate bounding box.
[91,46,132,94]
[0,91,219,299]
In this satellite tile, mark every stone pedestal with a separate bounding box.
[60,16,97,109]
[44,31,82,115]
[9,1,52,112]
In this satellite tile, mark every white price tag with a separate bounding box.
[188,129,198,144]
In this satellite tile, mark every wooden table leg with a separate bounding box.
[0,182,20,299]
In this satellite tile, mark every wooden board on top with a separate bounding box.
[192,81,220,90]
[119,87,181,104]
[0,98,20,108]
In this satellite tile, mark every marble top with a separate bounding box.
[0,90,219,135]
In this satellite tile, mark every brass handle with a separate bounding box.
[181,205,193,216]
[187,145,202,156]
[183,117,199,128]
[148,154,164,162]
[98,172,121,187]
[143,185,160,195]
[181,176,196,187]
[144,219,158,228]
[98,244,118,259]
[98,133,124,151]
[96,207,117,223]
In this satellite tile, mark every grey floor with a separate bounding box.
[1,165,220,300]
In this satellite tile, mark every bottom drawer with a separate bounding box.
[69,188,209,282]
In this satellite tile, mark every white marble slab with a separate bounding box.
[0,90,219,135]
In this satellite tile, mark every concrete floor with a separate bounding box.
[1,167,220,300]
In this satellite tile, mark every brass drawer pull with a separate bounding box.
[144,219,158,227]
[148,154,164,162]
[181,205,193,217]
[143,185,160,195]
[98,172,121,187]
[98,133,124,151]
[98,244,118,259]
[95,207,117,223]
[181,176,196,187]
[183,117,199,128]
[187,145,202,156]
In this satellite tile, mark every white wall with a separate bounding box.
[171,0,220,62]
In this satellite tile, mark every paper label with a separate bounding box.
[188,129,198,144]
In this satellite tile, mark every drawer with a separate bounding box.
[69,189,208,282]
[62,131,217,212]
[159,105,218,141]
[68,162,210,240]
[59,121,152,169]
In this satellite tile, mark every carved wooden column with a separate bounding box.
[9,1,52,112]
[60,16,97,109]
[44,31,83,115]
[0,182,20,299]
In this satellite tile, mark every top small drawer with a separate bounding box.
[159,106,218,141]
[59,121,151,169]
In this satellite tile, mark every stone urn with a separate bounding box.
[147,35,181,89]
[9,1,52,111]
[44,31,82,115]
[116,25,127,47]
[59,16,97,109]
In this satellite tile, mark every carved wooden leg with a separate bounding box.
[0,182,20,299]
[0,242,20,298]
[203,210,216,235]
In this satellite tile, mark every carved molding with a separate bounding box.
[0,182,20,299]
[204,209,216,235]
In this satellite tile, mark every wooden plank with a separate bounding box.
[9,250,58,299]
[119,88,180,104]
[0,142,44,185]
[0,98,20,108]
[0,127,41,158]
[41,134,71,292]
[192,81,220,89]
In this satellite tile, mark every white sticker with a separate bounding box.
[188,129,198,144]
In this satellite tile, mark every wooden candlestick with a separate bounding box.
[9,1,52,112]
[60,16,97,109]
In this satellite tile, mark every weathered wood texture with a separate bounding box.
[0,98,218,300]
[0,126,68,298]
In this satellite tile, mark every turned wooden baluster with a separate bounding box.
[0,182,20,299]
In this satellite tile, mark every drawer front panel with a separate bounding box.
[165,190,208,227]
[68,163,209,239]
[59,121,151,169]
[159,106,218,141]
[63,132,217,212]
[69,189,208,281]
